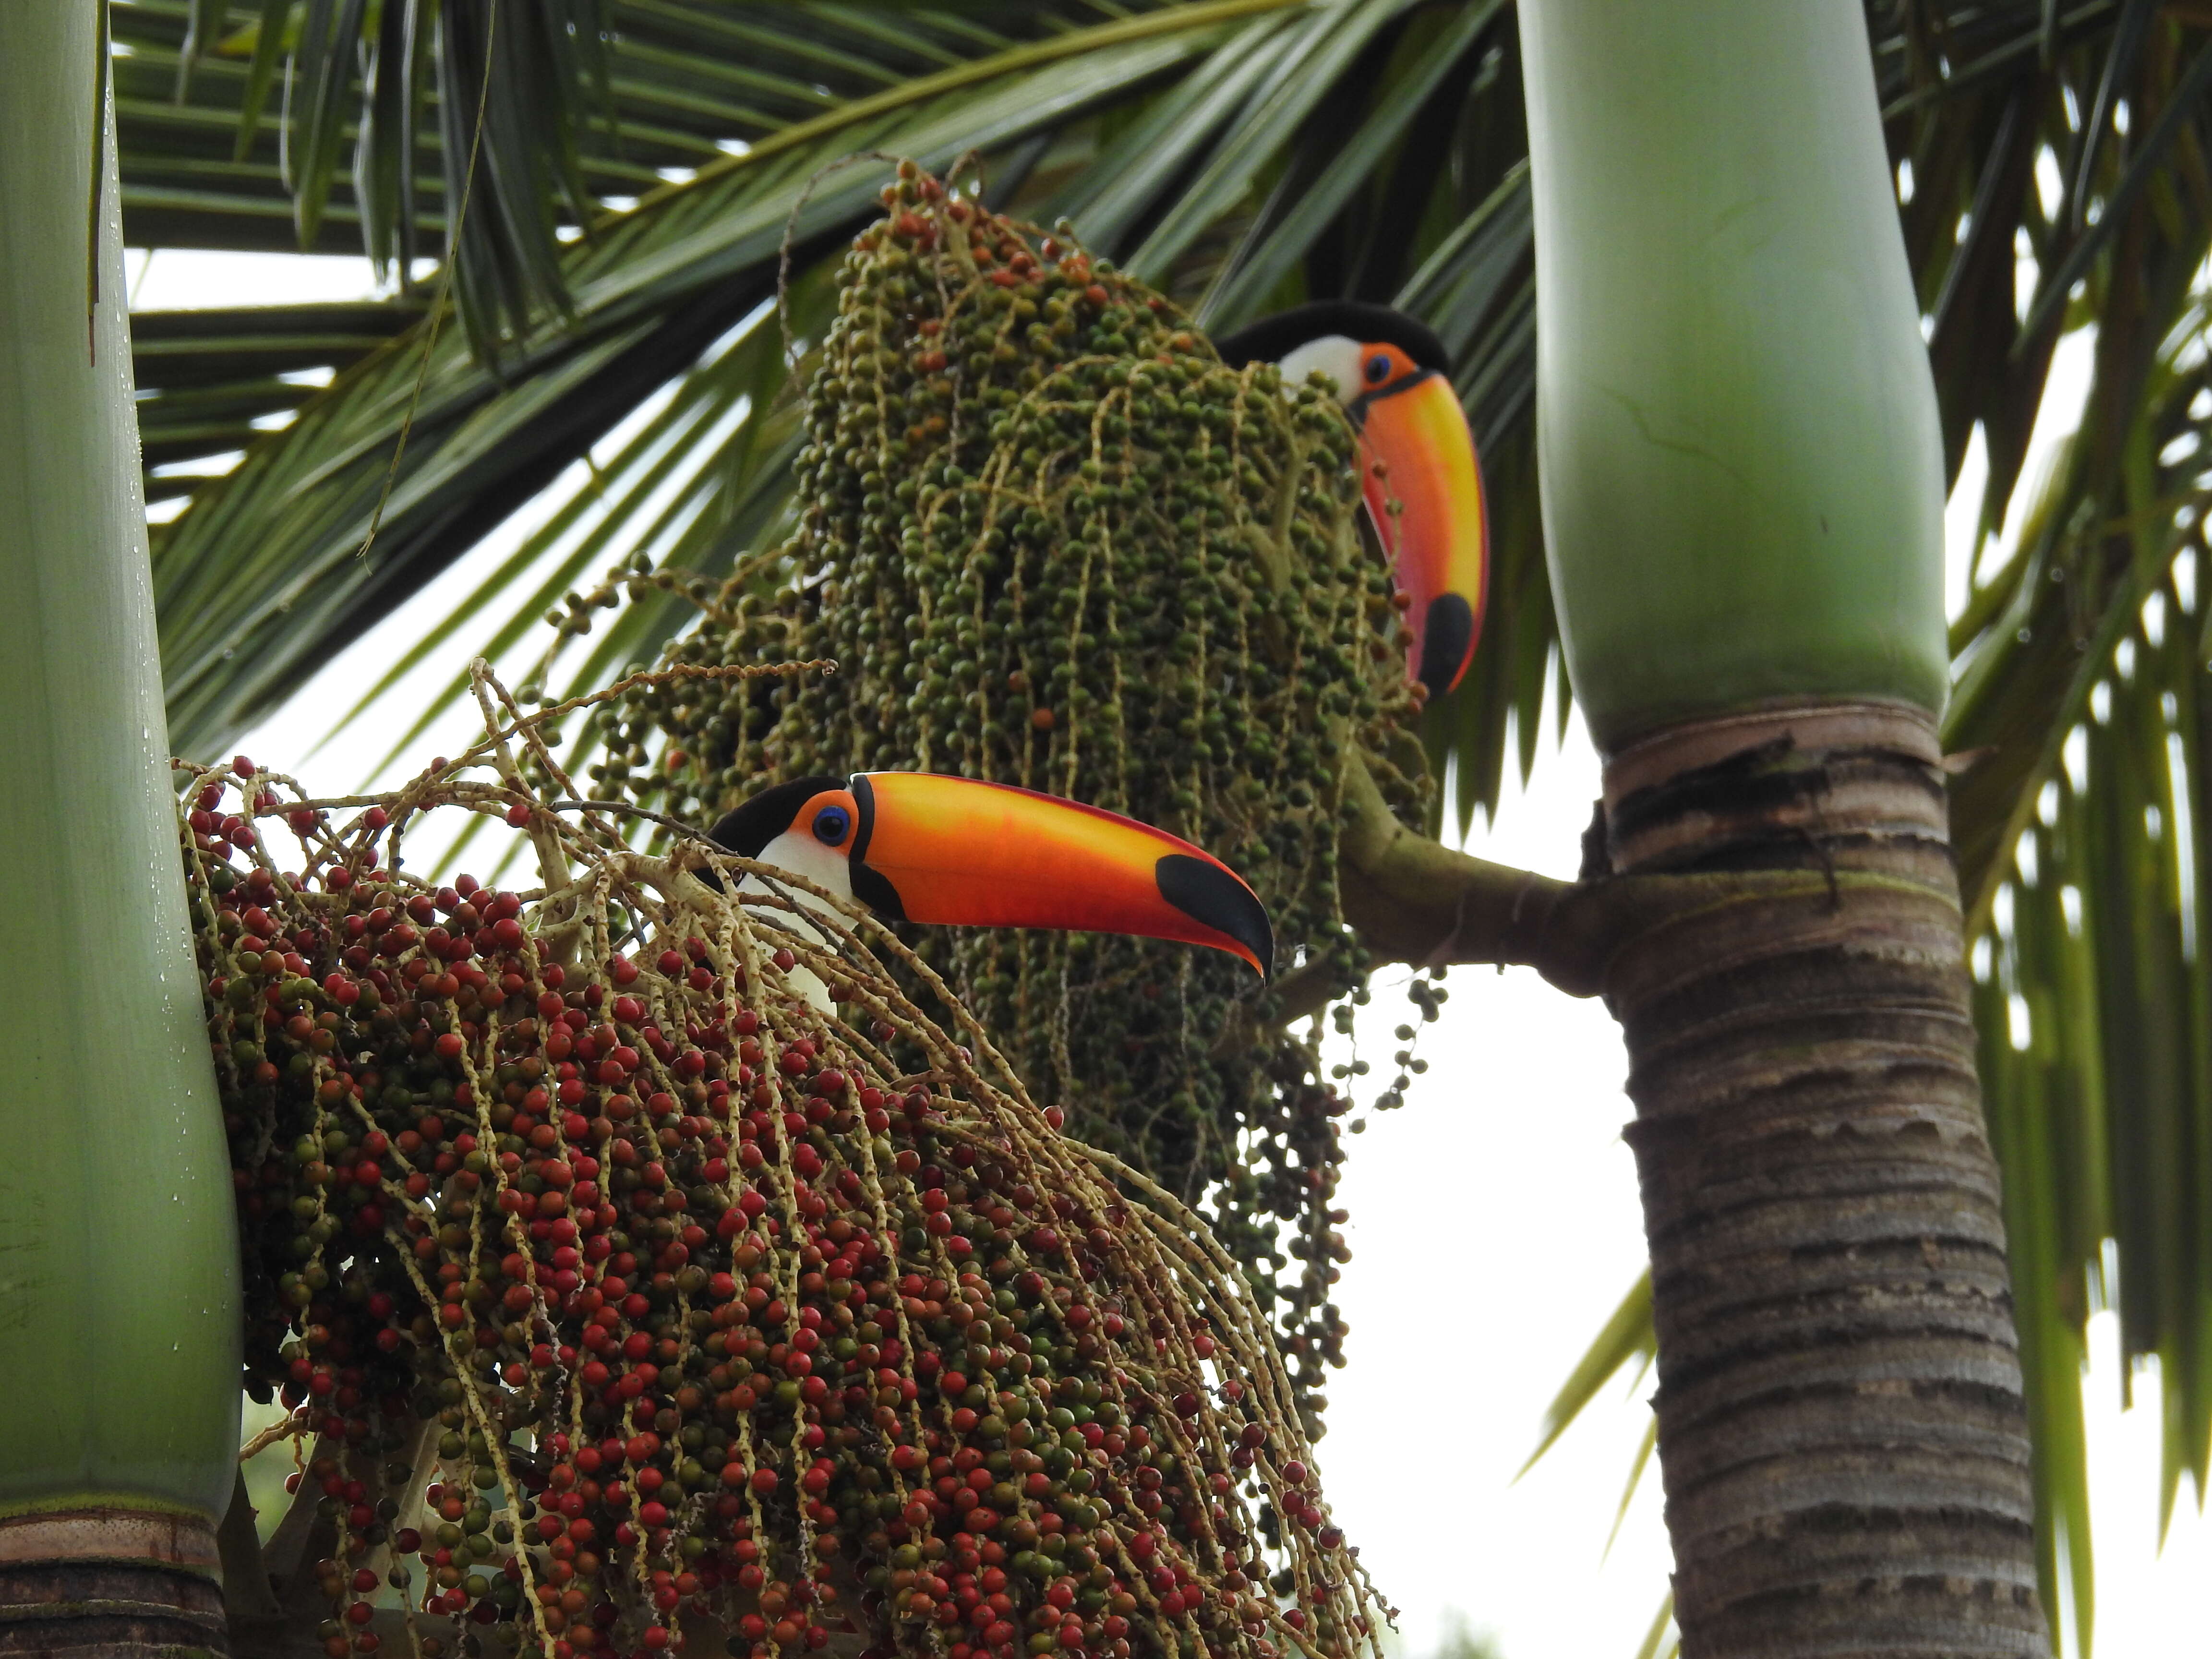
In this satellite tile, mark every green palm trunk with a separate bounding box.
[1521,1,2043,1654]
[0,3,240,1651]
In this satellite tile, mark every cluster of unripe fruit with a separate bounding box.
[588,164,1430,1435]
[185,754,1383,1659]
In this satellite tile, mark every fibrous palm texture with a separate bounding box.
[567,166,1434,1439]
[188,669,1383,1659]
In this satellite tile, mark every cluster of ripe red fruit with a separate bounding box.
[186,760,1378,1659]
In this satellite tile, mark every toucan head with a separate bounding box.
[1214,301,1488,696]
[704,773,1273,979]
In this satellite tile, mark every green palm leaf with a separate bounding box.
[131,0,1551,793]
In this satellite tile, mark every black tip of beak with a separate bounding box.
[1417,593,1477,697]
[1155,854,1274,979]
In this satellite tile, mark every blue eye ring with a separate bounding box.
[812,805,851,846]
[1365,352,1393,384]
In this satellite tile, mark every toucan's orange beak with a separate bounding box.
[1356,369,1488,695]
[848,774,1272,978]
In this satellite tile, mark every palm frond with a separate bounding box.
[132,299,424,499]
[1516,1274,1653,1479]
[133,0,1553,810]
[1928,6,2212,1561]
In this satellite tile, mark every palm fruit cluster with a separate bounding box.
[578,163,1431,1432]
[184,730,1384,1659]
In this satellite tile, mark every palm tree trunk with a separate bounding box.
[1601,704,2043,1656]
[1517,0,2049,1651]
[0,4,239,1651]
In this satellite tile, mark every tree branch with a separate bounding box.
[1336,754,1606,995]
[1332,754,1916,1004]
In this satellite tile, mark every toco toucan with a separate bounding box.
[703,772,1273,1008]
[1214,301,1488,697]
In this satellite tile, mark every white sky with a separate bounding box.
[135,245,2212,1659]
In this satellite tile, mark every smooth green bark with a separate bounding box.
[1520,0,1949,749]
[0,2,238,1521]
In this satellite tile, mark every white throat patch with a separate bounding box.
[736,829,857,1010]
[1275,333,1364,404]
[740,829,854,912]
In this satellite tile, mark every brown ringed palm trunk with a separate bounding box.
[1602,703,2044,1658]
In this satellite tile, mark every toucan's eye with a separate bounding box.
[1365,352,1393,384]
[812,805,851,846]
